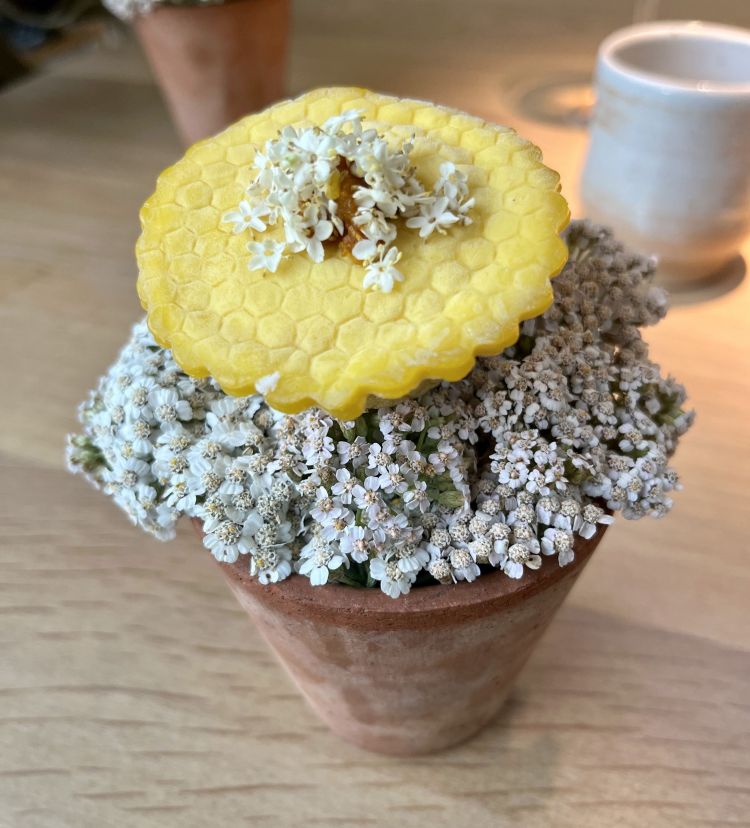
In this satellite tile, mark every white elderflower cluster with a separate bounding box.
[222,111,474,292]
[68,222,693,598]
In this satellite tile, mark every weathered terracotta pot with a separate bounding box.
[134,0,290,145]
[193,520,605,755]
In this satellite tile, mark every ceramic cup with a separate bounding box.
[581,21,750,285]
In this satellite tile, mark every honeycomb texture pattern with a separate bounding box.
[136,87,570,419]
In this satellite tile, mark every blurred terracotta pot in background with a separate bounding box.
[193,519,606,756]
[135,0,290,145]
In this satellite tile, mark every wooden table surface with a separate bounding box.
[2,4,749,826]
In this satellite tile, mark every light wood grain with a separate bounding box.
[2,2,750,826]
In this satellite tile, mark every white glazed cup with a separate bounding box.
[581,21,750,285]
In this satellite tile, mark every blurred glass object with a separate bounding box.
[510,0,661,129]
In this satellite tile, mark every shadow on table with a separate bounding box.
[663,254,746,308]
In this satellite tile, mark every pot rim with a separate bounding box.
[193,518,606,629]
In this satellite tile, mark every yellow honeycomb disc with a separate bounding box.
[136,87,569,420]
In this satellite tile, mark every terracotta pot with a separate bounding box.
[134,0,290,145]
[193,519,606,755]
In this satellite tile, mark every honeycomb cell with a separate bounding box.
[460,127,497,153]
[248,280,283,314]
[378,320,416,351]
[175,181,213,209]
[177,278,211,310]
[324,287,364,325]
[489,165,527,191]
[504,186,548,217]
[337,318,375,352]
[201,255,234,287]
[281,348,310,376]
[475,144,514,168]
[416,317,455,351]
[444,290,485,322]
[431,126,461,145]
[222,310,256,341]
[404,288,443,323]
[282,284,323,321]
[484,211,520,243]
[136,87,569,419]
[377,102,416,123]
[194,232,226,260]
[413,106,449,129]
[211,184,243,212]
[202,160,236,184]
[210,282,246,315]
[189,140,227,166]
[162,227,196,257]
[257,313,295,349]
[295,316,335,356]
[268,98,306,126]
[363,291,404,324]
[183,309,221,339]
[310,349,347,386]
[225,340,271,381]
[225,144,256,167]
[170,253,201,281]
[310,258,349,290]
[307,97,342,124]
[431,261,469,296]
[497,237,536,270]
[184,206,220,235]
[458,238,494,270]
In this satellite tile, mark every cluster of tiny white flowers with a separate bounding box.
[102,0,219,21]
[222,111,474,292]
[68,222,692,598]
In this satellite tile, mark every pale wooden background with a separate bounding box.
[1,1,750,826]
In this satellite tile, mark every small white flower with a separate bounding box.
[403,480,430,513]
[336,436,369,466]
[377,463,408,495]
[362,246,404,293]
[251,545,292,584]
[203,515,260,564]
[297,538,348,586]
[575,504,614,539]
[352,476,381,512]
[297,205,334,263]
[247,239,286,273]
[367,442,392,472]
[110,456,151,489]
[405,196,459,238]
[540,527,575,566]
[120,419,153,457]
[370,556,416,598]
[490,536,509,567]
[320,505,355,541]
[351,237,380,262]
[223,199,270,234]
[508,542,543,577]
[331,468,356,504]
[340,525,369,563]
[148,388,192,425]
[322,108,363,133]
[396,544,430,574]
[164,476,196,511]
[449,546,480,582]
